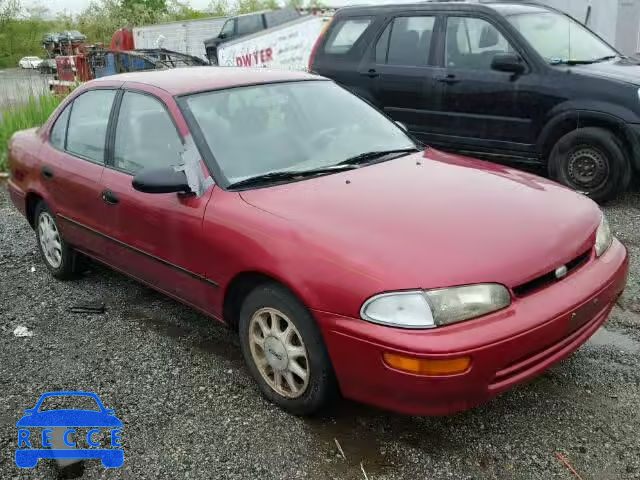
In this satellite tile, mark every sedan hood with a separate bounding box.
[239,150,600,290]
[565,58,640,85]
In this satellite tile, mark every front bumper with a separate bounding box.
[315,240,628,416]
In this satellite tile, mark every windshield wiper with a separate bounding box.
[554,55,619,66]
[228,164,358,189]
[337,148,420,166]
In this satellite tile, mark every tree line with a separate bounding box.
[0,0,320,68]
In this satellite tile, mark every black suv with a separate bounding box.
[310,1,640,201]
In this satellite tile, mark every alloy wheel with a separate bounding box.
[38,212,62,268]
[248,307,310,399]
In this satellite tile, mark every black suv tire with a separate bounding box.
[548,127,631,203]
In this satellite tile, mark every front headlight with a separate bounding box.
[595,214,613,257]
[360,284,511,329]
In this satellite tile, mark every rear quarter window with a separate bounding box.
[323,17,373,55]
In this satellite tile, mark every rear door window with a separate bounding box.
[237,14,264,35]
[65,89,117,164]
[324,17,372,55]
[377,16,436,66]
[49,104,71,150]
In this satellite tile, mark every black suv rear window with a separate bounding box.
[324,17,372,55]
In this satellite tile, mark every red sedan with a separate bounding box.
[7,68,628,416]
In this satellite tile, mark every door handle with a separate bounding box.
[361,68,379,78]
[436,75,461,85]
[41,166,54,180]
[101,190,119,205]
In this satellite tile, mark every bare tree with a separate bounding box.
[0,0,20,24]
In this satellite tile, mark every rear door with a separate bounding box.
[311,16,376,101]
[40,88,118,256]
[361,13,444,139]
[98,86,216,313]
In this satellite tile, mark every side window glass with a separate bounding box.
[375,22,392,64]
[114,92,183,174]
[221,19,235,36]
[66,89,116,164]
[50,104,71,150]
[237,15,263,35]
[324,17,372,55]
[446,17,512,70]
[386,16,436,66]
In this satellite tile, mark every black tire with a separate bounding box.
[34,202,78,280]
[238,283,338,415]
[548,127,631,203]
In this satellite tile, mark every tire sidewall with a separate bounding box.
[238,283,337,415]
[549,127,631,203]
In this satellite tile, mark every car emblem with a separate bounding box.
[555,265,568,279]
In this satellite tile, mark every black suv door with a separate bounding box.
[431,14,539,159]
[358,13,445,140]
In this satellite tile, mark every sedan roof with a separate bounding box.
[91,67,320,96]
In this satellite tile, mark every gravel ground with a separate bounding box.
[0,68,52,109]
[0,183,639,480]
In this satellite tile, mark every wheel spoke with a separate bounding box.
[284,371,298,393]
[251,331,265,349]
[256,315,270,337]
[273,370,283,391]
[289,360,308,381]
[286,345,306,359]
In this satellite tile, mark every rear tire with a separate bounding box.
[548,127,631,203]
[238,283,338,415]
[34,202,78,280]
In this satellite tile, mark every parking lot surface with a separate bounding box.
[0,183,639,480]
[0,68,52,109]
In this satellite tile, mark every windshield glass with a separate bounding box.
[184,81,415,185]
[507,11,616,64]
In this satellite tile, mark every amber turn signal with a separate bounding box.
[383,353,471,376]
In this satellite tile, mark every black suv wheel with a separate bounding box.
[549,127,631,203]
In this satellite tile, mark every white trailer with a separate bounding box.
[133,16,227,61]
[216,15,327,70]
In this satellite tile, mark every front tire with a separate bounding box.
[548,127,631,203]
[34,202,77,280]
[238,283,338,415]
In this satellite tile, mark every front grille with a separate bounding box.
[513,250,591,297]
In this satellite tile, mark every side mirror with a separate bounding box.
[395,121,408,132]
[218,32,226,39]
[24,409,35,414]
[491,53,525,74]
[132,167,191,194]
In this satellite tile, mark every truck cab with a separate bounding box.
[205,8,300,65]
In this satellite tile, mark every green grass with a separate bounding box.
[0,94,62,172]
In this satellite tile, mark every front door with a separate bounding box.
[433,15,536,158]
[361,14,444,141]
[99,89,216,313]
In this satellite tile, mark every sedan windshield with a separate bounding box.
[184,81,416,186]
[507,11,617,64]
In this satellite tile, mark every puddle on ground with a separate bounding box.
[129,309,243,362]
[587,327,640,354]
[303,402,407,479]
